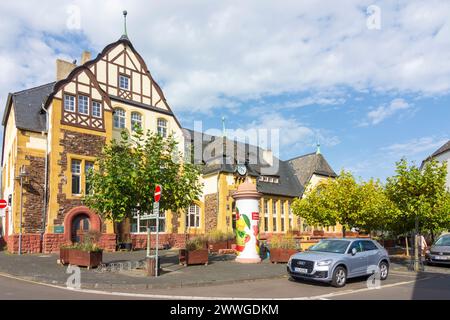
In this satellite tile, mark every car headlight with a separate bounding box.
[288,256,293,265]
[317,259,333,266]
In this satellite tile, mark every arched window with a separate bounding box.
[131,112,142,131]
[186,204,201,228]
[157,118,167,137]
[114,108,125,129]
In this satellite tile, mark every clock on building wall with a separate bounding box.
[236,164,247,176]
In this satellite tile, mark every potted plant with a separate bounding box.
[59,244,71,265]
[269,234,301,264]
[313,229,325,237]
[179,236,209,266]
[207,230,228,253]
[59,230,103,269]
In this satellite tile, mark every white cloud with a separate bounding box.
[365,98,412,125]
[1,0,450,116]
[381,136,448,158]
[224,112,339,159]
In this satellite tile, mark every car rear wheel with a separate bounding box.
[379,261,389,280]
[331,266,347,287]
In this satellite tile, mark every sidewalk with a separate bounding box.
[0,250,287,290]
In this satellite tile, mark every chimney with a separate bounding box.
[56,59,77,81]
[262,149,273,167]
[81,51,91,64]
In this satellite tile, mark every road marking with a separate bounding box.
[0,272,435,300]
[305,277,432,300]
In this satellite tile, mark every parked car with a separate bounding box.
[287,238,390,287]
[425,234,450,266]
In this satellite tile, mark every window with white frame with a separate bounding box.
[64,94,75,112]
[71,159,81,195]
[92,101,102,118]
[78,95,89,115]
[114,108,125,129]
[288,201,294,229]
[264,198,269,215]
[131,112,142,131]
[119,75,130,90]
[85,161,94,194]
[131,210,166,233]
[186,204,201,228]
[263,199,269,232]
[157,118,168,137]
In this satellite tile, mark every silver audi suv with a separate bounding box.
[287,238,390,287]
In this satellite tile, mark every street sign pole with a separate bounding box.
[153,185,161,277]
[146,227,150,258]
[155,202,159,277]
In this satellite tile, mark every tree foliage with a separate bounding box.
[385,158,450,234]
[84,129,203,224]
[292,171,399,235]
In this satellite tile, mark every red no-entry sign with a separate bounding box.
[154,185,162,203]
[0,199,7,209]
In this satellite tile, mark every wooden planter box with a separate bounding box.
[209,241,228,253]
[313,230,325,237]
[179,249,209,266]
[68,249,103,269]
[270,248,300,264]
[59,248,70,265]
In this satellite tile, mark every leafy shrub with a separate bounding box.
[207,230,235,243]
[60,230,103,252]
[269,234,299,250]
[186,236,207,251]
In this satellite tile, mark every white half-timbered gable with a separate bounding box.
[54,68,113,131]
[89,41,169,111]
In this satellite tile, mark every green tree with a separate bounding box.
[84,129,203,229]
[292,171,398,237]
[385,158,450,236]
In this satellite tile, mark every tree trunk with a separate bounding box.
[342,225,346,238]
[405,235,409,257]
[431,230,435,244]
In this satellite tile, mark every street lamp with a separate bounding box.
[15,165,28,255]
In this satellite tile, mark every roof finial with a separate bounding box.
[316,140,321,154]
[122,10,128,38]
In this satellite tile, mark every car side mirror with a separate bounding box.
[351,248,357,256]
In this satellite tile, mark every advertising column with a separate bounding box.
[232,179,262,263]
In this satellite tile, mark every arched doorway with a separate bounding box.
[64,206,101,243]
[71,214,90,243]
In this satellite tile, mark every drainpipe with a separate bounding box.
[40,103,49,252]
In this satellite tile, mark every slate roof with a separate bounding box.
[421,140,450,168]
[287,152,337,186]
[2,82,55,132]
[430,141,450,159]
[183,128,313,197]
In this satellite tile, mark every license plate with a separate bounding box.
[295,267,308,273]
[434,256,447,260]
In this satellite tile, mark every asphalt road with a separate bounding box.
[0,270,449,300]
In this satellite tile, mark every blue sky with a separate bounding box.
[1,0,449,182]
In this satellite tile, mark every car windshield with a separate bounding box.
[434,236,450,246]
[308,240,350,254]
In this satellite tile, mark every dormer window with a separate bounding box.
[78,95,89,115]
[119,75,130,90]
[64,94,75,112]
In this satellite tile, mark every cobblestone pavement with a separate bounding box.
[0,250,287,290]
[1,250,449,291]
